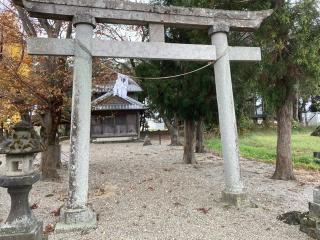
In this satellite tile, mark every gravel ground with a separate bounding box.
[0,139,319,240]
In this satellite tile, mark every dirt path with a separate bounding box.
[0,140,317,239]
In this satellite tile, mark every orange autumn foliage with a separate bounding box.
[0,11,72,124]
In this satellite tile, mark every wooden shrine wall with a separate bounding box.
[91,111,139,138]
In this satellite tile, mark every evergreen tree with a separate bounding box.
[139,0,320,175]
[137,0,218,163]
[255,0,320,179]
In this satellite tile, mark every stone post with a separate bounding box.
[209,24,247,206]
[0,121,43,240]
[300,187,320,238]
[143,132,152,146]
[149,23,165,43]
[55,15,97,232]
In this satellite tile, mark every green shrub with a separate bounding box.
[238,116,255,134]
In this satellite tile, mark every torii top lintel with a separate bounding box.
[14,0,272,31]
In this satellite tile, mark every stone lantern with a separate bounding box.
[0,121,44,240]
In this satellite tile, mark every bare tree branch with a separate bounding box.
[38,18,52,37]
[66,21,72,39]
[15,6,37,37]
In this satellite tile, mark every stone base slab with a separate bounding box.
[222,190,248,207]
[300,214,319,239]
[0,222,43,240]
[310,202,320,218]
[55,206,97,233]
[55,219,97,234]
[314,187,320,204]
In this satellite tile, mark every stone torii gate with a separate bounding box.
[14,0,272,232]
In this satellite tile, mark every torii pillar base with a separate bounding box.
[55,207,97,233]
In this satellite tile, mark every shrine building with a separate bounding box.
[91,74,146,141]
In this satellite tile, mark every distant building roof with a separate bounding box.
[92,73,146,111]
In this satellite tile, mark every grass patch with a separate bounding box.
[206,128,320,170]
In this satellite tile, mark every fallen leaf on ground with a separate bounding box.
[30,203,39,210]
[92,183,117,198]
[96,188,105,196]
[81,229,90,236]
[141,177,154,183]
[196,207,212,214]
[173,202,183,207]
[57,192,68,201]
[43,224,54,235]
[163,168,174,172]
[51,207,61,217]
[129,186,136,192]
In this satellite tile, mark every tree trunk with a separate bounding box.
[311,126,320,137]
[275,0,285,9]
[292,91,299,122]
[183,119,196,164]
[195,120,205,153]
[0,127,4,142]
[263,114,272,128]
[272,98,295,180]
[40,110,61,179]
[65,124,71,137]
[0,123,4,142]
[41,144,60,178]
[163,116,182,146]
[298,101,304,124]
[55,139,62,169]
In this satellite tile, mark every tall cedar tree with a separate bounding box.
[255,0,320,179]
[143,0,320,176]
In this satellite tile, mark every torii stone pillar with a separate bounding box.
[55,15,97,232]
[209,24,247,206]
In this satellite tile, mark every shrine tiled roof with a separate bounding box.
[92,92,146,111]
[93,77,142,94]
